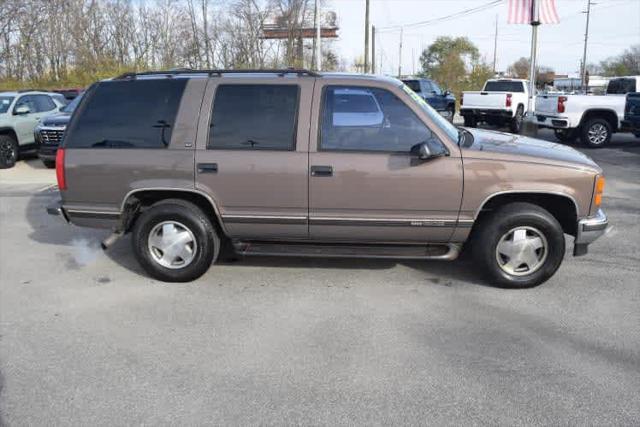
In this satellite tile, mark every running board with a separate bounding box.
[233,241,461,260]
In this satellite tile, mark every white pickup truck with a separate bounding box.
[460,79,529,133]
[534,76,640,147]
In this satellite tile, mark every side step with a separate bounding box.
[233,241,461,260]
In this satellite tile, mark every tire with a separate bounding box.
[472,202,565,288]
[42,159,56,169]
[509,105,524,133]
[463,115,477,127]
[131,199,220,282]
[0,135,18,169]
[580,117,612,148]
[447,105,455,123]
[633,132,640,139]
[554,128,577,143]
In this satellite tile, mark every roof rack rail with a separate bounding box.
[114,68,320,80]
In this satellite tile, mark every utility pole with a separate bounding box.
[581,0,593,93]
[527,0,539,116]
[398,26,403,77]
[364,0,370,73]
[313,0,321,70]
[371,25,376,74]
[492,14,498,73]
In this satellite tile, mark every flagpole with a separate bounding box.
[527,0,539,116]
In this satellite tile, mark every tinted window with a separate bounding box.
[422,81,433,92]
[607,78,636,95]
[484,81,525,92]
[0,96,14,113]
[430,81,442,95]
[402,80,422,93]
[64,79,186,148]
[33,95,56,112]
[320,86,435,153]
[208,84,298,150]
[61,92,83,113]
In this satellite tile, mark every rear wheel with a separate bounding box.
[472,202,565,288]
[581,117,612,148]
[132,199,219,282]
[0,135,18,169]
[463,115,477,127]
[509,105,524,133]
[554,128,577,143]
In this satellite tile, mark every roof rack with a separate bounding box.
[114,68,320,80]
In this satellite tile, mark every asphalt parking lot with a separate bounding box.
[1,129,639,425]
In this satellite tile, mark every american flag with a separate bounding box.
[507,0,560,24]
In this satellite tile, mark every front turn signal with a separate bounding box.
[593,175,605,209]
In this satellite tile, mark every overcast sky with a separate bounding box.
[327,0,640,75]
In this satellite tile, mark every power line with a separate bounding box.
[376,0,504,33]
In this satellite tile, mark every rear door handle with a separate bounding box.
[197,163,218,174]
[310,165,333,177]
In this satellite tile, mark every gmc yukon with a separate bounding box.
[48,69,608,288]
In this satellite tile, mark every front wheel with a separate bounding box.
[132,199,220,282]
[472,202,565,288]
[42,159,56,169]
[0,135,18,169]
[580,117,612,148]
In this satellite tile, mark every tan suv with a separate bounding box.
[48,69,608,288]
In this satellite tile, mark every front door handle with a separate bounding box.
[197,163,218,173]
[310,165,333,177]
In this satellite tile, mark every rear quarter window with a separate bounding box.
[483,81,525,92]
[64,79,187,148]
[606,78,636,95]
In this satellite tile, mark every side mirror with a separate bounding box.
[14,105,30,115]
[443,90,451,97]
[410,141,448,161]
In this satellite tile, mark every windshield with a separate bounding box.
[0,96,14,114]
[484,81,525,92]
[401,83,458,142]
[61,93,83,113]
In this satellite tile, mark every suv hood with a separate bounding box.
[461,128,601,173]
[40,112,71,127]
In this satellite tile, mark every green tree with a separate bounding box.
[418,36,493,106]
[599,45,639,76]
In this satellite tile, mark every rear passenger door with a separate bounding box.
[195,79,313,239]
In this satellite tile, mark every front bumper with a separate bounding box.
[38,144,58,161]
[574,208,608,256]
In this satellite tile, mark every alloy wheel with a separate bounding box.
[147,221,198,269]
[495,226,548,276]
[587,123,609,146]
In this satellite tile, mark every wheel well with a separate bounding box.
[474,193,578,236]
[0,128,18,141]
[123,190,226,236]
[581,109,618,131]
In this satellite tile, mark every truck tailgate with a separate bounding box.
[536,95,559,115]
[462,92,507,109]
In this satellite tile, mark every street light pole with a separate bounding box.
[398,26,403,77]
[581,0,593,92]
[364,0,370,73]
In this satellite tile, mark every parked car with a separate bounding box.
[48,69,608,288]
[0,91,67,168]
[460,78,530,133]
[534,76,640,147]
[401,77,456,121]
[35,93,83,168]
[621,92,640,138]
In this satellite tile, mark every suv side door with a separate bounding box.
[195,78,313,239]
[308,80,463,243]
[13,94,59,145]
